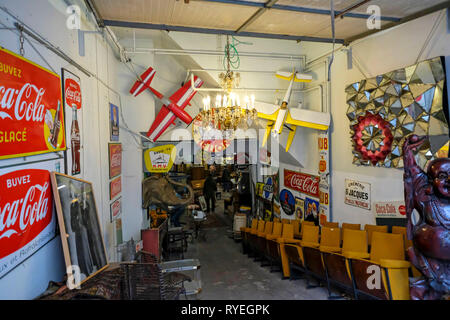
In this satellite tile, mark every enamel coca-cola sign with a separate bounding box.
[0,47,66,160]
[0,169,56,278]
[284,169,320,198]
[64,78,81,110]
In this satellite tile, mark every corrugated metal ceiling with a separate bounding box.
[91,0,450,43]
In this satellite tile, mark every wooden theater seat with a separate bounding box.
[347,232,410,300]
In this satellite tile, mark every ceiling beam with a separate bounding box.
[192,0,400,22]
[84,0,105,27]
[103,20,346,44]
[345,1,450,44]
[335,0,372,20]
[235,0,278,33]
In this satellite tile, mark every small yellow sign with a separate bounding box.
[144,144,176,173]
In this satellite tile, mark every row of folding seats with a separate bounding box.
[240,219,414,300]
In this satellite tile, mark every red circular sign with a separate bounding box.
[65,78,82,109]
[398,205,406,216]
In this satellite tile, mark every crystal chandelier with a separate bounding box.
[198,36,258,133]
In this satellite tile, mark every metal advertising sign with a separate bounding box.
[318,132,330,225]
[284,169,320,198]
[373,201,407,219]
[0,47,66,159]
[0,169,56,279]
[143,144,176,173]
[108,143,122,179]
[62,69,82,176]
[345,179,371,210]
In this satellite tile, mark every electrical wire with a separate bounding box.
[222,36,252,70]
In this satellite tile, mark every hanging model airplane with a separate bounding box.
[130,66,204,142]
[256,70,331,152]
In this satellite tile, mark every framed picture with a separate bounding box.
[50,172,108,285]
[110,197,122,222]
[198,195,207,212]
[295,198,305,221]
[108,143,122,179]
[110,103,119,141]
[109,176,122,200]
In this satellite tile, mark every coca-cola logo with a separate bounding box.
[64,78,81,109]
[0,169,53,260]
[284,169,319,198]
[0,83,46,122]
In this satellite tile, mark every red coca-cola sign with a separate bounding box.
[64,78,81,109]
[0,169,54,277]
[0,47,66,160]
[284,169,319,198]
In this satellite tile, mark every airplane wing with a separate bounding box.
[130,67,156,97]
[254,100,279,121]
[285,108,331,131]
[147,76,203,142]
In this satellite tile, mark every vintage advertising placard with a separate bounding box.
[110,197,122,222]
[110,103,119,141]
[109,176,122,200]
[62,68,82,176]
[284,169,320,198]
[305,197,320,225]
[295,197,305,221]
[345,179,371,210]
[262,176,274,201]
[280,189,295,216]
[0,169,56,279]
[143,144,176,173]
[0,47,66,159]
[373,201,406,219]
[318,132,330,225]
[108,143,122,179]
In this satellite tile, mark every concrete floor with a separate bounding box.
[182,199,337,300]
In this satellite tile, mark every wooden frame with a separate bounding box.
[50,172,109,287]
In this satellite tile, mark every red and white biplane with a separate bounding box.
[130,66,203,142]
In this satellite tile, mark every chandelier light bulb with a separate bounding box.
[251,94,255,108]
[236,95,240,108]
[223,94,228,107]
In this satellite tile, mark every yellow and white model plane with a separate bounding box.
[256,70,331,152]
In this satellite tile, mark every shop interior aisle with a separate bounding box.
[182,198,339,300]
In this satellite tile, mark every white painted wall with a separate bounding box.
[0,0,148,299]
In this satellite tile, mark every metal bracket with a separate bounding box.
[78,29,102,56]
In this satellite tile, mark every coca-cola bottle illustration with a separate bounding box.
[49,101,61,149]
[71,104,81,175]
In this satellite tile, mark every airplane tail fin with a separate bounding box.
[130,66,156,97]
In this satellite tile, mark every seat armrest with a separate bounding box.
[319,245,341,253]
[343,251,370,259]
[379,259,411,269]
[277,238,302,244]
[300,241,320,248]
[256,232,266,237]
